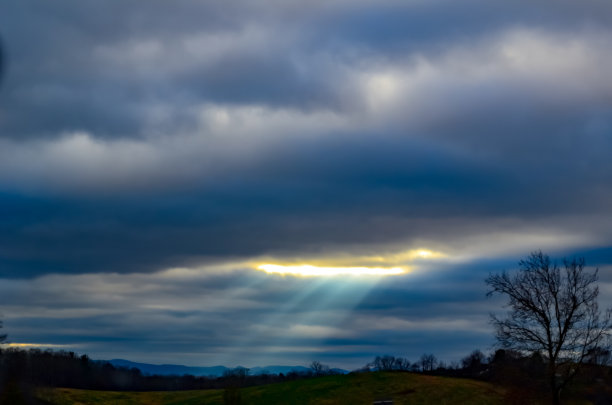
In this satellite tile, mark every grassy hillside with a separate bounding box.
[36,371,505,405]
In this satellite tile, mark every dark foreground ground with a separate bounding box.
[35,371,515,405]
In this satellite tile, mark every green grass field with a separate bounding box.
[35,371,506,405]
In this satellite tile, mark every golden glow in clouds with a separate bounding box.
[257,264,406,277]
[253,247,446,277]
[4,343,74,349]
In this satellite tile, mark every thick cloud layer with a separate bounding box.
[0,0,611,366]
[2,258,610,367]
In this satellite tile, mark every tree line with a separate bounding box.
[0,342,610,404]
[0,348,337,404]
[356,347,611,403]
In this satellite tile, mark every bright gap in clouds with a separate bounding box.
[4,343,77,349]
[254,249,446,277]
[257,264,407,277]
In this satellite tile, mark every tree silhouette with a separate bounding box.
[486,251,611,405]
[0,317,6,343]
[461,349,486,375]
[309,361,329,376]
[370,355,411,371]
[419,353,437,372]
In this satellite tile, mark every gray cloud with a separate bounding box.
[0,263,501,367]
[3,258,609,368]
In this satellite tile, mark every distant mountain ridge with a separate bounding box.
[107,359,337,377]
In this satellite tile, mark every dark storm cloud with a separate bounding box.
[0,126,609,277]
[0,1,346,138]
[2,0,611,138]
[0,139,535,277]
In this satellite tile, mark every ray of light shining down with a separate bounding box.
[257,264,406,277]
[230,253,442,364]
[218,275,336,365]
[217,260,408,365]
[220,274,392,366]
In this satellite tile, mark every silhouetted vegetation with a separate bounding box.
[487,251,611,404]
[0,348,342,404]
[360,349,612,404]
[1,345,611,404]
[419,353,438,372]
[368,355,411,371]
[309,360,329,376]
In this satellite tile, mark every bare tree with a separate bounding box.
[0,317,6,343]
[461,349,486,370]
[309,360,329,376]
[393,357,411,371]
[419,353,437,372]
[486,251,611,405]
[372,355,394,371]
[369,355,410,371]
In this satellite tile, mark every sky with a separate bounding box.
[0,0,611,370]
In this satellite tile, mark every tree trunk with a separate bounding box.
[552,388,561,405]
[550,370,560,405]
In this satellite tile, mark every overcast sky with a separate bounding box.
[0,0,611,369]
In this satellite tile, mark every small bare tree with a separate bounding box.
[0,317,6,343]
[486,251,611,405]
[419,353,437,372]
[372,355,395,371]
[309,360,329,376]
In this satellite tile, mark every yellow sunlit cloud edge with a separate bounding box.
[256,264,407,277]
[2,343,77,349]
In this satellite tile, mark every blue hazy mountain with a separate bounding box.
[108,359,229,377]
[108,359,344,377]
[249,365,311,375]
